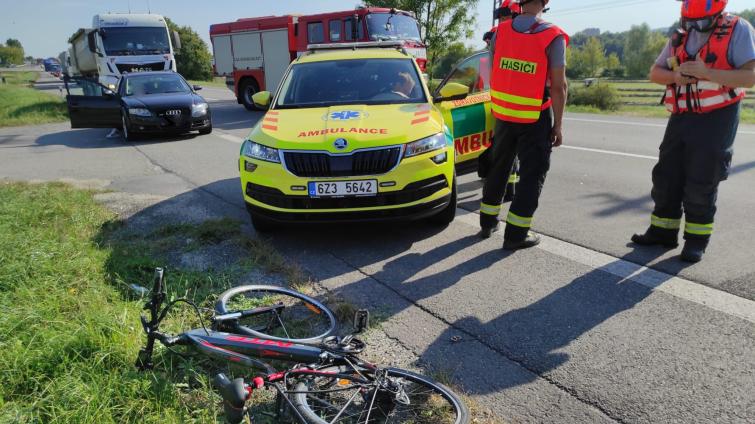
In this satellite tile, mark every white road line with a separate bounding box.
[218,119,254,126]
[455,210,755,324]
[565,116,755,135]
[561,145,658,160]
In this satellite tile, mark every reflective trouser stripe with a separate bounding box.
[508,173,520,184]
[480,202,502,216]
[506,211,532,228]
[685,222,713,236]
[651,214,681,230]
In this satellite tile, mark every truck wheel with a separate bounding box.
[428,177,457,226]
[239,79,260,111]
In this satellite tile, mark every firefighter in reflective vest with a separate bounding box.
[632,0,755,262]
[481,0,522,202]
[479,0,568,250]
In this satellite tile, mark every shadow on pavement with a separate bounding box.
[34,128,199,149]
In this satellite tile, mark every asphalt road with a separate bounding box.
[1,92,754,423]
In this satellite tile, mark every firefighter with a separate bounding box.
[480,0,522,203]
[631,0,755,262]
[479,0,568,250]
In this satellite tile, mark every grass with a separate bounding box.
[188,77,229,89]
[0,181,311,423]
[0,70,68,127]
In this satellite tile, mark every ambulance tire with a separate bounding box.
[428,177,457,226]
[240,79,260,111]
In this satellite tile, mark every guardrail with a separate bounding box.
[592,79,754,109]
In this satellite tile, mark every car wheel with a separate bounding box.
[428,176,457,226]
[240,79,260,111]
[122,114,138,142]
[198,124,212,135]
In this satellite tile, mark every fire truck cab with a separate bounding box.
[210,7,427,110]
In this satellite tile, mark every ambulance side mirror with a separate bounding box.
[252,91,271,109]
[433,82,469,103]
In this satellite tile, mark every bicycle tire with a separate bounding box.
[215,285,337,344]
[290,365,470,424]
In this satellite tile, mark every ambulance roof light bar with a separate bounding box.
[307,40,406,53]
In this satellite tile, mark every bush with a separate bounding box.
[568,83,621,111]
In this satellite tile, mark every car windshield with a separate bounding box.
[123,74,190,96]
[276,58,425,108]
[101,27,170,55]
[366,13,421,41]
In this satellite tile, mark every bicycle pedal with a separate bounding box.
[354,309,369,333]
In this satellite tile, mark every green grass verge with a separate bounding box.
[567,104,755,123]
[0,71,68,127]
[0,182,306,423]
[188,77,229,89]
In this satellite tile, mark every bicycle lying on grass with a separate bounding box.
[135,268,469,423]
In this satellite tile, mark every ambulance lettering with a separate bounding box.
[297,128,388,138]
[454,130,493,155]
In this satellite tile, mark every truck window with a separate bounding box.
[343,18,364,41]
[307,22,324,44]
[329,20,342,42]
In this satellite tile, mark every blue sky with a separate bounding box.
[4,0,755,57]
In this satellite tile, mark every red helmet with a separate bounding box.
[681,0,727,19]
[503,0,522,14]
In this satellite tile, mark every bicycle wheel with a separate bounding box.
[290,365,470,424]
[215,285,336,344]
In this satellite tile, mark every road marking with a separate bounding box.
[561,145,658,160]
[218,119,253,126]
[565,117,755,135]
[455,210,755,324]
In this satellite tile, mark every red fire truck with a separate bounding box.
[210,7,427,110]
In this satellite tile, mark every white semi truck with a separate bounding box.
[64,14,181,89]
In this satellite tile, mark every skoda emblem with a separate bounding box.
[333,138,348,150]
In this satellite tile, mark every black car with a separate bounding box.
[65,71,212,141]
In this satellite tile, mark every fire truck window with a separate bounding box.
[329,20,342,42]
[443,54,487,94]
[344,18,364,41]
[308,22,325,44]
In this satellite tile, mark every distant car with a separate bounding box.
[64,71,212,141]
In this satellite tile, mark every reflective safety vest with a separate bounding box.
[664,13,746,114]
[490,19,568,123]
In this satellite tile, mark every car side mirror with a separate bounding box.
[433,82,470,103]
[172,30,182,53]
[252,91,271,110]
[193,85,203,91]
[103,89,115,98]
[87,31,97,53]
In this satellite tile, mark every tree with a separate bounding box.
[603,52,624,78]
[737,8,754,26]
[566,37,606,79]
[164,17,212,81]
[623,24,666,78]
[0,45,24,65]
[364,0,479,77]
[430,42,475,78]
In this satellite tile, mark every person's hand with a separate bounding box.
[551,125,563,147]
[673,71,696,86]
[679,54,710,80]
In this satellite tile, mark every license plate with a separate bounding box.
[308,180,378,197]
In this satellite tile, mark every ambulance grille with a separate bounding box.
[283,147,402,177]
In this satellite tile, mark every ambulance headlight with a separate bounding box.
[404,133,446,157]
[242,140,280,163]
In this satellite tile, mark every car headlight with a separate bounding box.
[191,102,208,117]
[242,140,280,163]
[128,107,152,117]
[404,133,447,157]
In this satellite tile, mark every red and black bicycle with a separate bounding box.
[136,268,469,423]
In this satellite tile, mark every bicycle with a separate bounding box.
[135,268,470,424]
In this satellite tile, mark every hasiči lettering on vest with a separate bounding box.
[499,57,538,75]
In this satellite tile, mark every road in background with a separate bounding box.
[1,100,753,423]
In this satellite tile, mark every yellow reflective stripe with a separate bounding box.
[480,202,502,216]
[650,215,681,230]
[685,222,713,235]
[508,173,520,184]
[490,89,542,107]
[506,211,532,228]
[491,103,541,120]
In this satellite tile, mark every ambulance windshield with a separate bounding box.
[276,58,426,108]
[366,13,422,42]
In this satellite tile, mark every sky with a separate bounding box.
[3,0,755,58]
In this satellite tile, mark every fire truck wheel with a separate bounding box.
[240,79,260,111]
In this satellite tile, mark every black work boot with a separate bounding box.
[680,237,709,263]
[478,222,500,239]
[631,227,679,248]
[503,232,541,251]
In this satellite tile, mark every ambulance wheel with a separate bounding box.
[240,79,260,111]
[428,177,457,226]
